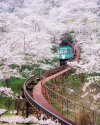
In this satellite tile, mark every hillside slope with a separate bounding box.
[0,0,100,76]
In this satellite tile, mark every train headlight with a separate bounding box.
[62,54,65,59]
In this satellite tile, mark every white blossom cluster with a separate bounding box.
[0,0,100,123]
[0,87,15,98]
[80,76,100,111]
[0,115,61,125]
[0,0,99,74]
[0,109,7,115]
[9,110,17,115]
[68,61,90,73]
[93,93,100,101]
[0,65,21,80]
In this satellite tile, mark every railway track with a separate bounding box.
[23,43,80,125]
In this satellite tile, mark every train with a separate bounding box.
[59,41,74,66]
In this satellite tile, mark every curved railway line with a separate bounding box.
[22,43,99,125]
[22,42,80,125]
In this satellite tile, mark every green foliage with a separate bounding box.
[52,57,59,62]
[39,57,59,66]
[0,77,26,94]
[19,64,41,72]
[9,64,20,69]
[10,77,26,94]
[89,72,100,76]
[32,67,45,75]
[39,59,49,64]
[65,73,88,92]
[60,32,76,43]
[50,46,58,53]
[20,65,34,72]
[0,97,17,110]
[0,63,4,67]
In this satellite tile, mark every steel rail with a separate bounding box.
[23,73,74,125]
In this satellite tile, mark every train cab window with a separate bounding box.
[59,50,63,54]
[63,49,67,54]
[67,49,73,54]
[59,49,67,54]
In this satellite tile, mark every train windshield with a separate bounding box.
[59,49,67,54]
[63,50,67,53]
[59,50,63,54]
[67,49,73,54]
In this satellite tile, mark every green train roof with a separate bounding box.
[59,45,73,50]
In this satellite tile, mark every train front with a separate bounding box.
[59,41,74,66]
